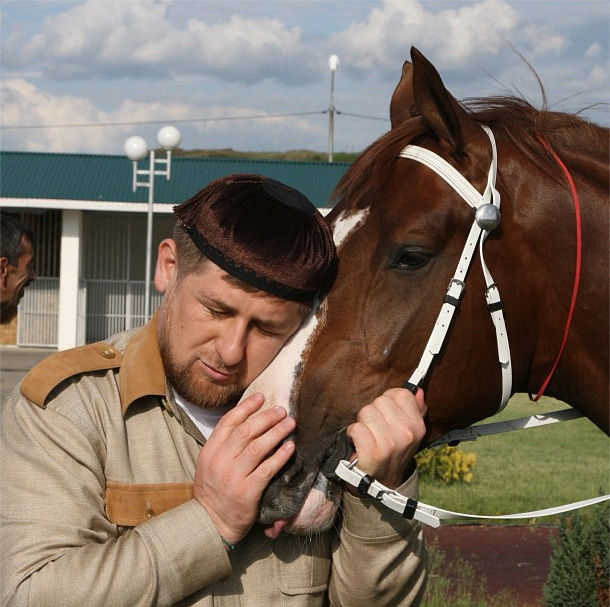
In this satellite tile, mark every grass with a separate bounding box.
[422,538,517,607]
[418,394,609,523]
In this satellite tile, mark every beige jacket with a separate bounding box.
[0,318,427,607]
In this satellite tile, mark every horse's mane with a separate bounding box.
[466,95,608,154]
[333,96,608,209]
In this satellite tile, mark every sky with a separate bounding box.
[1,0,608,156]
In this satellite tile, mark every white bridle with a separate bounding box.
[335,124,610,526]
[399,125,512,411]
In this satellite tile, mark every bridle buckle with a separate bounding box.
[447,278,465,295]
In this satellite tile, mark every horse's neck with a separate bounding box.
[545,332,608,419]
[522,255,607,427]
[522,151,608,431]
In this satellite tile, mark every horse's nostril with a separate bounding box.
[281,453,304,484]
[320,427,353,479]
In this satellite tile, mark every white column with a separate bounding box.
[57,209,83,350]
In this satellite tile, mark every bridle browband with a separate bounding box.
[334,123,609,526]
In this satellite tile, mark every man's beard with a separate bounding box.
[157,302,244,409]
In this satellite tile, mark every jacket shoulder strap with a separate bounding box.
[20,342,122,407]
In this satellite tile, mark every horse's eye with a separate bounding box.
[391,249,431,271]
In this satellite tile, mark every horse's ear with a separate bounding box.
[390,60,418,129]
[411,47,476,155]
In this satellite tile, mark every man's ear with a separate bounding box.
[0,257,9,287]
[154,239,178,294]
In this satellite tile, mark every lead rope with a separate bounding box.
[335,457,609,528]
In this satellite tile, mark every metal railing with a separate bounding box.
[17,278,60,347]
[85,279,162,343]
[17,278,162,347]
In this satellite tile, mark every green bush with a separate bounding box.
[416,445,477,484]
[543,501,609,606]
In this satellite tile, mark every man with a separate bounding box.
[0,214,36,320]
[1,175,427,606]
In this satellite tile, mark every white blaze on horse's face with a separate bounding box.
[239,308,319,414]
[241,207,370,533]
[332,208,370,248]
[240,208,370,416]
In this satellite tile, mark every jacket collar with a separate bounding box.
[119,314,167,415]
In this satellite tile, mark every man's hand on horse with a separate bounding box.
[346,388,427,489]
[193,393,296,546]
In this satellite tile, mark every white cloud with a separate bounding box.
[1,78,195,152]
[585,65,608,88]
[0,78,328,154]
[5,0,316,85]
[1,0,606,154]
[585,42,602,58]
[1,78,113,152]
[521,25,567,56]
[329,0,520,75]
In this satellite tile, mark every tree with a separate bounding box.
[543,502,609,607]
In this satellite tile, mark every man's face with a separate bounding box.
[157,261,305,409]
[1,236,35,311]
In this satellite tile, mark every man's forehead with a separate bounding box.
[191,265,299,315]
[196,261,284,302]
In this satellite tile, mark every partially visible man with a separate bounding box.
[0,214,36,320]
[1,175,427,606]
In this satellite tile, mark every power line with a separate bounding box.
[336,110,389,122]
[0,110,327,130]
[0,108,390,130]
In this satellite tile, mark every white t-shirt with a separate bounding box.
[172,389,233,439]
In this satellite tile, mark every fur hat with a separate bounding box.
[173,174,337,302]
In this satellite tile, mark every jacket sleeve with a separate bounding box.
[329,471,428,606]
[0,388,231,607]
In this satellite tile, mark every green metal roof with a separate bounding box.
[0,151,350,209]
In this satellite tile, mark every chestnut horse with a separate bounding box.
[245,47,609,533]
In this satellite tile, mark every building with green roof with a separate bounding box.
[1,151,347,209]
[1,151,349,348]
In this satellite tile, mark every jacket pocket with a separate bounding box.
[273,533,332,595]
[105,480,193,526]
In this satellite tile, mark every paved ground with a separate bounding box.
[0,346,55,403]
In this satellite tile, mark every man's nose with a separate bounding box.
[215,320,248,367]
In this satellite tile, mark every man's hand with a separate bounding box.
[346,388,427,489]
[193,393,296,545]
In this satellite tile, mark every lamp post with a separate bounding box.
[124,125,181,322]
[327,54,339,163]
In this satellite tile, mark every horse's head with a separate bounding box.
[245,47,609,533]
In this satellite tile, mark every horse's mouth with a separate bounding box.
[263,472,342,537]
[258,430,352,535]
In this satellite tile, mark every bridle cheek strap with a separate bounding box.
[398,125,512,412]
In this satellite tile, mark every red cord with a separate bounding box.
[529,133,582,401]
